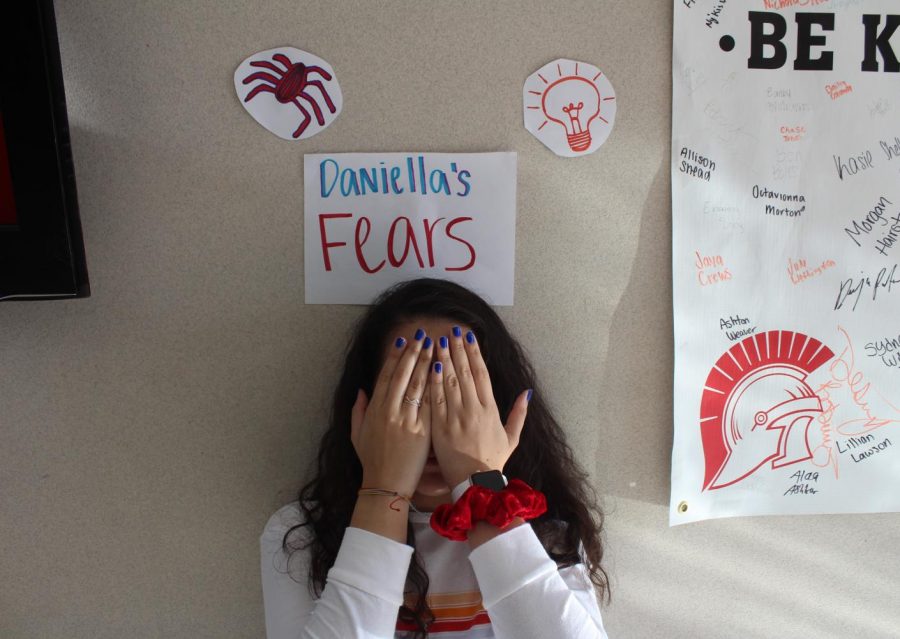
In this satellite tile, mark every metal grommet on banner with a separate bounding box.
[678,501,688,514]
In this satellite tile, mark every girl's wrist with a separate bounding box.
[446,465,496,490]
[361,473,414,498]
[358,486,421,513]
[356,491,412,511]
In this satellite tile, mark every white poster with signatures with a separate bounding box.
[671,0,900,525]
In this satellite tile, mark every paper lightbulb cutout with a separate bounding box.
[524,59,616,158]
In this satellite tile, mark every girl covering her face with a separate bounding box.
[264,278,609,638]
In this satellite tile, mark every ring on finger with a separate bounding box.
[403,395,422,407]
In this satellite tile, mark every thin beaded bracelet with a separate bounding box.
[358,488,422,513]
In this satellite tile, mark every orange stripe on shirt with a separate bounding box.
[422,590,483,607]
[398,590,491,633]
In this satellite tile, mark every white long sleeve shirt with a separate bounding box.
[260,501,609,638]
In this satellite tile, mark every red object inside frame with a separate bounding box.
[0,113,17,225]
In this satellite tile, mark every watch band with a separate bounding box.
[451,470,508,503]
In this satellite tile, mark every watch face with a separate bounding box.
[472,470,506,491]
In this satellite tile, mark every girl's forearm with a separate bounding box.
[466,517,526,550]
[350,493,410,544]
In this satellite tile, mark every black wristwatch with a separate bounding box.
[451,470,508,502]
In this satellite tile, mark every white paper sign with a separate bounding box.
[235,47,343,140]
[304,153,517,305]
[671,2,900,525]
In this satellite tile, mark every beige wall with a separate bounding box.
[1,1,897,637]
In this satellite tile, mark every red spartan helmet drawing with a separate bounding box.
[700,330,834,490]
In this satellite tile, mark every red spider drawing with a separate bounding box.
[242,53,337,138]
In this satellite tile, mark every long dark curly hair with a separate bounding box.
[282,278,609,637]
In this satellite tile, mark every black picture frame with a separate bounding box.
[0,0,90,301]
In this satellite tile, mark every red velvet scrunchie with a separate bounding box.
[430,478,547,541]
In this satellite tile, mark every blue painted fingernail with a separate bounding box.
[526,389,533,402]
[453,326,462,337]
[414,328,425,341]
[423,336,432,349]
[466,331,475,344]
[434,362,442,374]
[440,336,448,349]
[395,337,406,348]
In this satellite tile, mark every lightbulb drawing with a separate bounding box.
[523,59,616,157]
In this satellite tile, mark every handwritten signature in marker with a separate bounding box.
[828,326,900,436]
[811,326,900,476]
[834,264,900,311]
